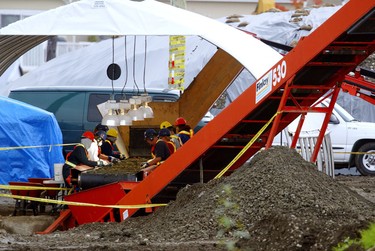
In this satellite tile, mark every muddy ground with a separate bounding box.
[0,147,375,251]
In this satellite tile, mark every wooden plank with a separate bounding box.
[178,49,244,128]
[118,49,243,153]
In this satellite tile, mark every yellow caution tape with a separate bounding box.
[173,58,185,63]
[213,109,375,179]
[0,143,77,151]
[0,185,69,191]
[333,151,375,155]
[171,79,185,85]
[169,35,185,40]
[0,193,167,209]
[215,111,282,179]
[295,149,375,155]
[169,38,186,45]
[170,65,186,70]
[171,71,186,77]
[170,38,186,43]
[169,35,185,92]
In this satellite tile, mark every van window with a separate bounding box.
[9,91,85,124]
[88,94,110,122]
[9,91,85,145]
[46,92,85,123]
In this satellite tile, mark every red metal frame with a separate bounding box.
[342,74,375,105]
[43,0,375,232]
[116,0,375,220]
[309,87,340,162]
[64,182,136,224]
[36,209,75,234]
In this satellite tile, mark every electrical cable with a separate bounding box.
[111,36,115,96]
[132,36,140,95]
[121,36,129,97]
[143,35,147,93]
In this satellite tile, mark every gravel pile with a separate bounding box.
[9,146,375,251]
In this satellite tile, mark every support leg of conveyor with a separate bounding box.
[36,209,75,234]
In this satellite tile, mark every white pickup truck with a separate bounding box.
[275,100,375,176]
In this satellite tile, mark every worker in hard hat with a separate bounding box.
[160,121,182,150]
[94,123,109,134]
[174,117,194,144]
[141,128,171,174]
[158,128,176,155]
[100,128,126,161]
[62,131,104,188]
[87,130,118,164]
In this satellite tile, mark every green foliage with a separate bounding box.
[360,223,375,250]
[332,222,375,251]
[216,184,250,251]
[332,237,358,251]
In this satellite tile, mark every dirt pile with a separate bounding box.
[90,157,147,175]
[5,146,375,251]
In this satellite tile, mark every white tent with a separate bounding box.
[0,0,282,81]
[4,1,371,122]
[3,35,217,96]
[1,3,341,100]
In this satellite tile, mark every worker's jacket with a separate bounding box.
[87,141,101,161]
[151,139,171,162]
[177,129,194,144]
[65,144,97,168]
[63,143,97,187]
[170,135,182,149]
[101,139,121,159]
[166,140,176,155]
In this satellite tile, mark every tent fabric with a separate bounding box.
[3,2,373,121]
[221,5,375,122]
[3,36,217,96]
[2,5,341,99]
[0,0,282,81]
[336,92,375,123]
[0,96,64,184]
[215,6,344,114]
[220,6,342,47]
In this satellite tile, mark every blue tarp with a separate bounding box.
[0,96,64,184]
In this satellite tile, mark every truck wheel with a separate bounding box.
[355,142,375,176]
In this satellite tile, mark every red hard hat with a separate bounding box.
[175,117,187,126]
[81,131,95,141]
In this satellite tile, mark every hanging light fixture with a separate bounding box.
[140,35,154,119]
[128,96,144,121]
[102,98,119,126]
[140,93,153,118]
[102,36,121,126]
[118,99,132,126]
[116,36,134,126]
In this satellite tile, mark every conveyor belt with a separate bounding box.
[61,0,375,226]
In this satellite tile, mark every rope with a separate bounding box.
[214,111,282,179]
[0,143,77,151]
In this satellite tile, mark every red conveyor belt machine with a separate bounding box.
[40,0,375,234]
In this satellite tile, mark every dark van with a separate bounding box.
[9,86,180,154]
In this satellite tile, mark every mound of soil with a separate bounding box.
[3,146,375,251]
[90,157,147,175]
